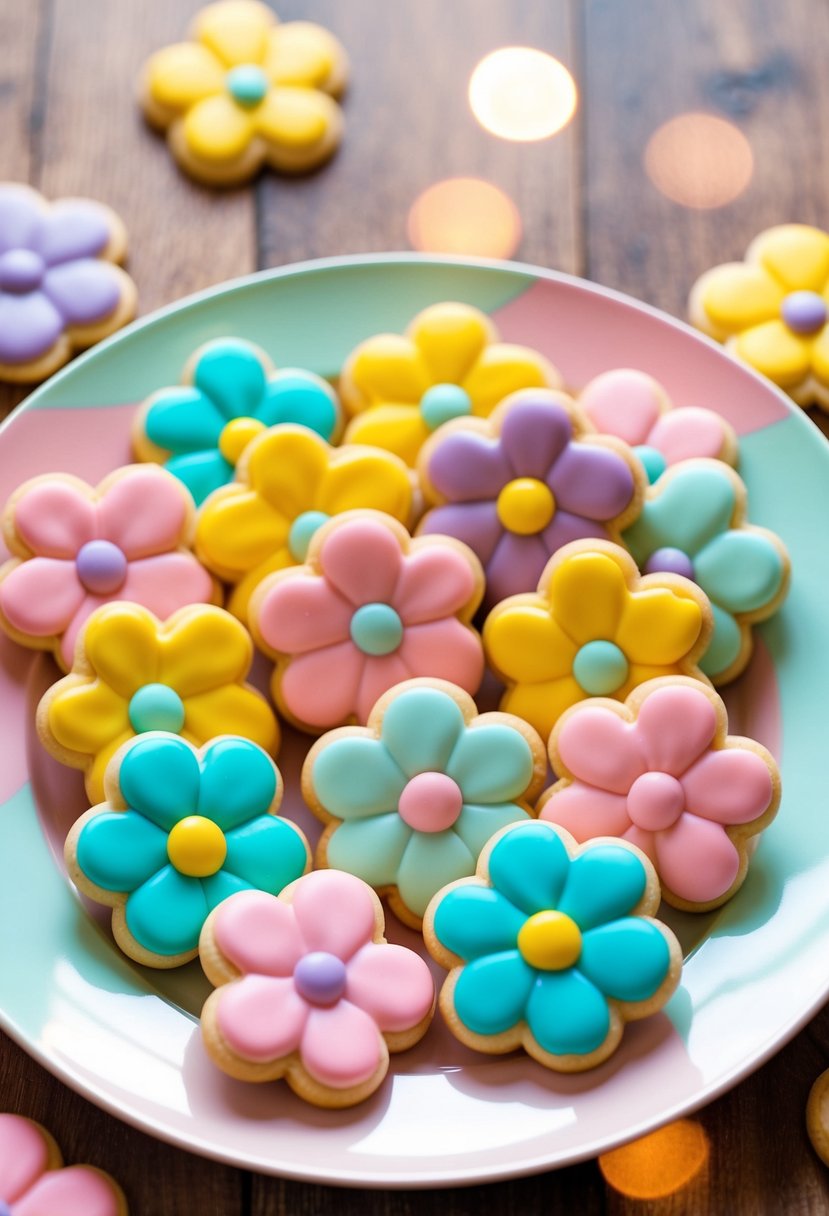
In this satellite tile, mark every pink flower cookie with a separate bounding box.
[538,678,780,911]
[0,1113,128,1215]
[250,510,485,732]
[199,870,435,1107]
[0,466,218,670]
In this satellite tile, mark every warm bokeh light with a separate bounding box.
[598,1118,709,1199]
[644,112,753,209]
[407,178,521,259]
[469,47,577,142]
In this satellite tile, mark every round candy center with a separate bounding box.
[398,771,464,833]
[572,639,629,695]
[496,478,556,535]
[226,64,269,108]
[167,815,227,878]
[128,683,186,734]
[218,416,266,465]
[0,1200,12,1216]
[350,602,403,656]
[293,951,347,1006]
[634,443,667,485]
[781,289,828,335]
[627,771,686,831]
[518,910,582,971]
[287,509,330,562]
[643,546,695,581]
[419,383,473,431]
[0,248,45,294]
[75,539,128,594]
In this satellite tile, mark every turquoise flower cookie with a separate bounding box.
[622,459,790,684]
[302,679,546,928]
[64,732,310,967]
[424,820,681,1071]
[133,338,341,505]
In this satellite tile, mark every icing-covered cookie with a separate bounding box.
[622,459,790,684]
[339,301,561,466]
[141,0,348,185]
[579,368,737,484]
[0,182,136,383]
[64,733,309,968]
[0,1113,128,1214]
[303,678,546,927]
[423,820,681,1071]
[538,678,780,911]
[250,511,486,732]
[38,602,279,804]
[195,424,413,622]
[689,224,829,409]
[133,337,341,505]
[483,539,712,741]
[199,871,435,1107]
[0,466,218,670]
[417,388,644,610]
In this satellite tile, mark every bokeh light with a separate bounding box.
[469,47,577,142]
[644,112,754,209]
[598,1118,709,1199]
[407,178,521,259]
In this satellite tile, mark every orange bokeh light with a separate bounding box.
[644,112,754,209]
[407,178,521,260]
[469,47,577,142]
[598,1118,709,1200]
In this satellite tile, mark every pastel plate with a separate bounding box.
[0,254,826,1188]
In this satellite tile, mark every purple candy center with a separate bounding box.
[781,290,827,335]
[0,248,44,294]
[643,546,695,581]
[75,539,128,594]
[0,1200,11,1216]
[293,951,347,1006]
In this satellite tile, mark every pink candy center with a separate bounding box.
[627,771,685,831]
[398,772,463,833]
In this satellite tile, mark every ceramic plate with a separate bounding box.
[0,254,826,1188]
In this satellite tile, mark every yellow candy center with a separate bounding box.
[496,478,555,535]
[517,910,582,971]
[167,815,227,878]
[218,417,266,466]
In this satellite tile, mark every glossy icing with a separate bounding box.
[251,513,486,732]
[195,424,413,621]
[0,1113,125,1214]
[483,539,712,742]
[68,733,309,964]
[133,337,341,505]
[418,390,642,610]
[339,301,561,466]
[539,679,780,909]
[425,820,678,1064]
[303,679,544,924]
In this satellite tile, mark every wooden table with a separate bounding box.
[3,1,829,1211]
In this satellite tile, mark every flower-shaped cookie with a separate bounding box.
[39,602,279,804]
[65,734,309,968]
[133,338,341,505]
[418,390,643,610]
[689,224,829,409]
[339,301,561,466]
[199,871,435,1106]
[303,679,546,927]
[622,460,789,684]
[141,0,348,185]
[195,424,412,621]
[0,182,136,383]
[579,368,738,484]
[0,466,217,670]
[538,679,780,911]
[483,540,711,741]
[251,512,485,732]
[0,1114,127,1215]
[424,820,681,1071]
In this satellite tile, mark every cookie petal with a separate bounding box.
[182,94,254,163]
[526,969,610,1056]
[145,42,225,111]
[453,951,535,1035]
[0,290,64,364]
[42,260,121,326]
[216,974,307,1061]
[345,942,434,1031]
[75,810,169,893]
[579,918,671,1001]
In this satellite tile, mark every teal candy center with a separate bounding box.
[288,510,330,562]
[634,444,667,485]
[226,64,269,108]
[350,603,404,656]
[572,640,629,695]
[128,684,186,734]
[420,383,473,431]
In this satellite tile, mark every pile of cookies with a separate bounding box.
[0,300,786,1109]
